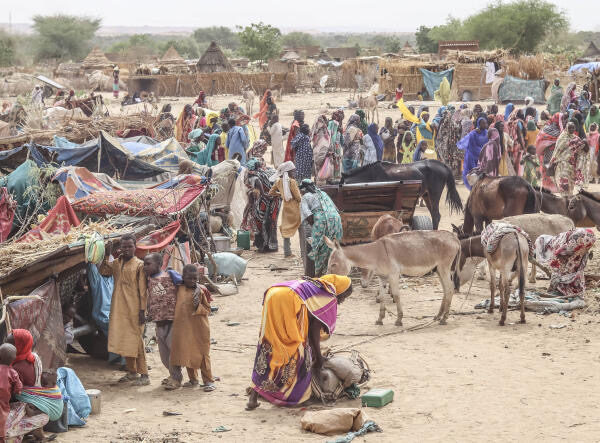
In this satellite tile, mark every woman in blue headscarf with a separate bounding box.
[366,123,383,161]
[192,133,221,166]
[504,103,514,122]
[458,117,489,189]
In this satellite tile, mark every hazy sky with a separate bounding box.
[4,0,598,32]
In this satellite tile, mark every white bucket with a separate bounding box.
[86,389,101,415]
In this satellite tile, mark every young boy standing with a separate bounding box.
[143,253,181,389]
[521,145,541,187]
[169,265,215,391]
[100,234,149,386]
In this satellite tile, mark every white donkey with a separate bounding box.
[325,230,461,326]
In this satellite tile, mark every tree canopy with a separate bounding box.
[415,26,438,53]
[193,27,239,50]
[281,32,317,48]
[237,22,282,63]
[32,15,101,61]
[160,38,200,59]
[425,0,568,53]
[0,31,15,67]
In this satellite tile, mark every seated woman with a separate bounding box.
[4,329,53,441]
[246,274,353,410]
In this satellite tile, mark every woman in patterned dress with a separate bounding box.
[291,124,313,181]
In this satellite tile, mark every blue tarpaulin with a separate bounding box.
[0,131,166,179]
[419,68,454,100]
[498,75,546,104]
[568,62,600,74]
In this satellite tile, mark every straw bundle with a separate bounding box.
[0,221,120,277]
[506,54,545,80]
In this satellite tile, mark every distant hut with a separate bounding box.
[281,50,301,62]
[81,47,113,72]
[196,41,234,73]
[576,41,600,63]
[401,41,416,55]
[317,49,332,62]
[160,45,189,73]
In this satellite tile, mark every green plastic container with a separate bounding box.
[361,388,394,408]
[237,230,250,250]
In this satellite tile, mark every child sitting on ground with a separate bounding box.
[0,343,22,440]
[521,145,540,187]
[169,265,216,392]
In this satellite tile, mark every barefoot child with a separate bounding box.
[143,253,181,389]
[0,344,22,440]
[169,265,215,391]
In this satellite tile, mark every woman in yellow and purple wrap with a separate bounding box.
[246,275,352,410]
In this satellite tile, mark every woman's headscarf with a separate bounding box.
[346,114,360,130]
[413,140,428,162]
[367,123,383,161]
[318,274,352,295]
[585,105,600,132]
[527,119,537,132]
[12,329,35,364]
[476,116,487,130]
[504,103,514,121]
[188,128,203,142]
[355,110,368,134]
[525,97,534,107]
[332,109,344,127]
[248,139,267,159]
[561,82,577,113]
[270,160,296,201]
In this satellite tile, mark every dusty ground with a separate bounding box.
[30,92,600,442]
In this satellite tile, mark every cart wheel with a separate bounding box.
[411,215,433,231]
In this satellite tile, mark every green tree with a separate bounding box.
[0,31,15,66]
[108,34,160,61]
[193,26,239,50]
[32,14,101,61]
[161,38,199,59]
[425,0,568,54]
[281,32,317,48]
[237,22,282,62]
[415,26,438,53]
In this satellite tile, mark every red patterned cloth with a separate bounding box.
[0,187,16,242]
[71,185,205,216]
[135,220,180,258]
[17,196,80,243]
[8,280,66,370]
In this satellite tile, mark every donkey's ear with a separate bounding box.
[334,238,342,249]
[324,236,336,249]
[400,225,410,232]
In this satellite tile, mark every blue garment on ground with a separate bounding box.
[419,68,454,100]
[458,128,489,189]
[56,367,91,426]
[226,126,249,165]
[86,264,112,336]
[206,252,247,281]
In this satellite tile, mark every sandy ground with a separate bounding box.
[28,92,600,442]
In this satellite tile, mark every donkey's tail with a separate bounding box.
[452,240,462,291]
[444,165,463,214]
[514,232,525,301]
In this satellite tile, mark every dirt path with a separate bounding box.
[54,93,600,442]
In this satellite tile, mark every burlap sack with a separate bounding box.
[324,355,363,388]
[301,408,369,435]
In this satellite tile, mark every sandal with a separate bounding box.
[161,377,170,385]
[203,383,216,392]
[183,380,199,388]
[134,376,150,386]
[119,373,138,383]
[164,379,181,390]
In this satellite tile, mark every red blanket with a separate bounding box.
[71,185,205,216]
[135,220,181,258]
[0,188,15,242]
[17,196,80,243]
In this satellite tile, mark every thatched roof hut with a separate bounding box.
[196,41,234,73]
[82,47,113,71]
[159,46,189,73]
